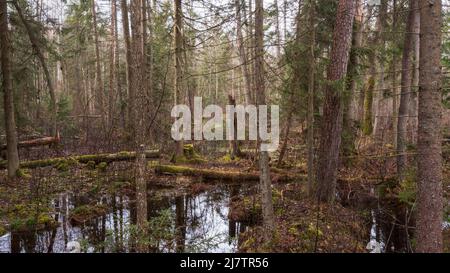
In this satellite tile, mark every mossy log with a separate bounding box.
[154,164,306,183]
[1,135,60,151]
[0,150,160,169]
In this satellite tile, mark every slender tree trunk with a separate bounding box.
[392,0,398,148]
[307,0,316,196]
[174,0,184,158]
[397,0,419,180]
[14,1,57,137]
[131,0,148,252]
[235,0,253,105]
[416,0,443,253]
[255,0,275,238]
[0,1,20,178]
[316,0,355,203]
[373,0,387,138]
[273,0,281,59]
[120,0,134,136]
[91,0,105,130]
[109,0,118,131]
[409,7,420,143]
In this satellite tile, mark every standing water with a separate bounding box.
[0,184,250,253]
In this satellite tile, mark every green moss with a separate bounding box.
[16,168,32,179]
[0,226,5,236]
[70,204,108,224]
[9,213,57,232]
[171,144,206,164]
[97,162,108,172]
[55,160,69,172]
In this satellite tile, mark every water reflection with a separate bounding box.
[0,184,248,253]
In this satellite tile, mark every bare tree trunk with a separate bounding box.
[416,0,443,253]
[397,0,419,180]
[316,0,355,203]
[235,0,253,105]
[307,0,315,196]
[408,6,420,143]
[120,0,134,137]
[373,0,387,138]
[108,0,118,131]
[173,0,184,158]
[0,1,20,178]
[255,0,275,239]
[91,0,105,130]
[14,1,57,137]
[392,0,398,148]
[131,0,148,252]
[273,0,281,59]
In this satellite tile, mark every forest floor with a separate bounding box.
[0,140,449,253]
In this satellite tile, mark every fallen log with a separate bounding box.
[154,164,306,183]
[1,135,60,151]
[0,150,160,169]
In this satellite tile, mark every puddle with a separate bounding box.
[0,184,250,253]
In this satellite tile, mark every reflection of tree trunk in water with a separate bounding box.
[228,185,240,241]
[62,194,68,247]
[135,145,148,253]
[47,201,59,253]
[112,194,120,252]
[119,195,124,251]
[129,195,137,253]
[11,233,21,253]
[175,196,186,253]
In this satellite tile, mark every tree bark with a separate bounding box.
[91,0,105,130]
[173,0,184,158]
[316,0,355,203]
[255,0,275,238]
[235,0,253,105]
[397,0,419,180]
[307,0,316,196]
[0,0,20,178]
[120,0,134,136]
[416,0,443,253]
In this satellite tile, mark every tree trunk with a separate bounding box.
[0,0,20,178]
[307,0,316,196]
[342,0,362,155]
[120,0,134,136]
[416,0,443,253]
[235,0,253,105]
[255,0,275,238]
[173,0,184,158]
[91,0,105,130]
[397,0,419,180]
[316,0,355,203]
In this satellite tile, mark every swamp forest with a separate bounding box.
[0,0,449,253]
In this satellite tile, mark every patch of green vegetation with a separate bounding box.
[171,144,206,164]
[220,153,241,163]
[55,160,69,172]
[16,168,32,179]
[70,204,108,224]
[96,162,108,172]
[9,212,57,232]
[0,225,6,236]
